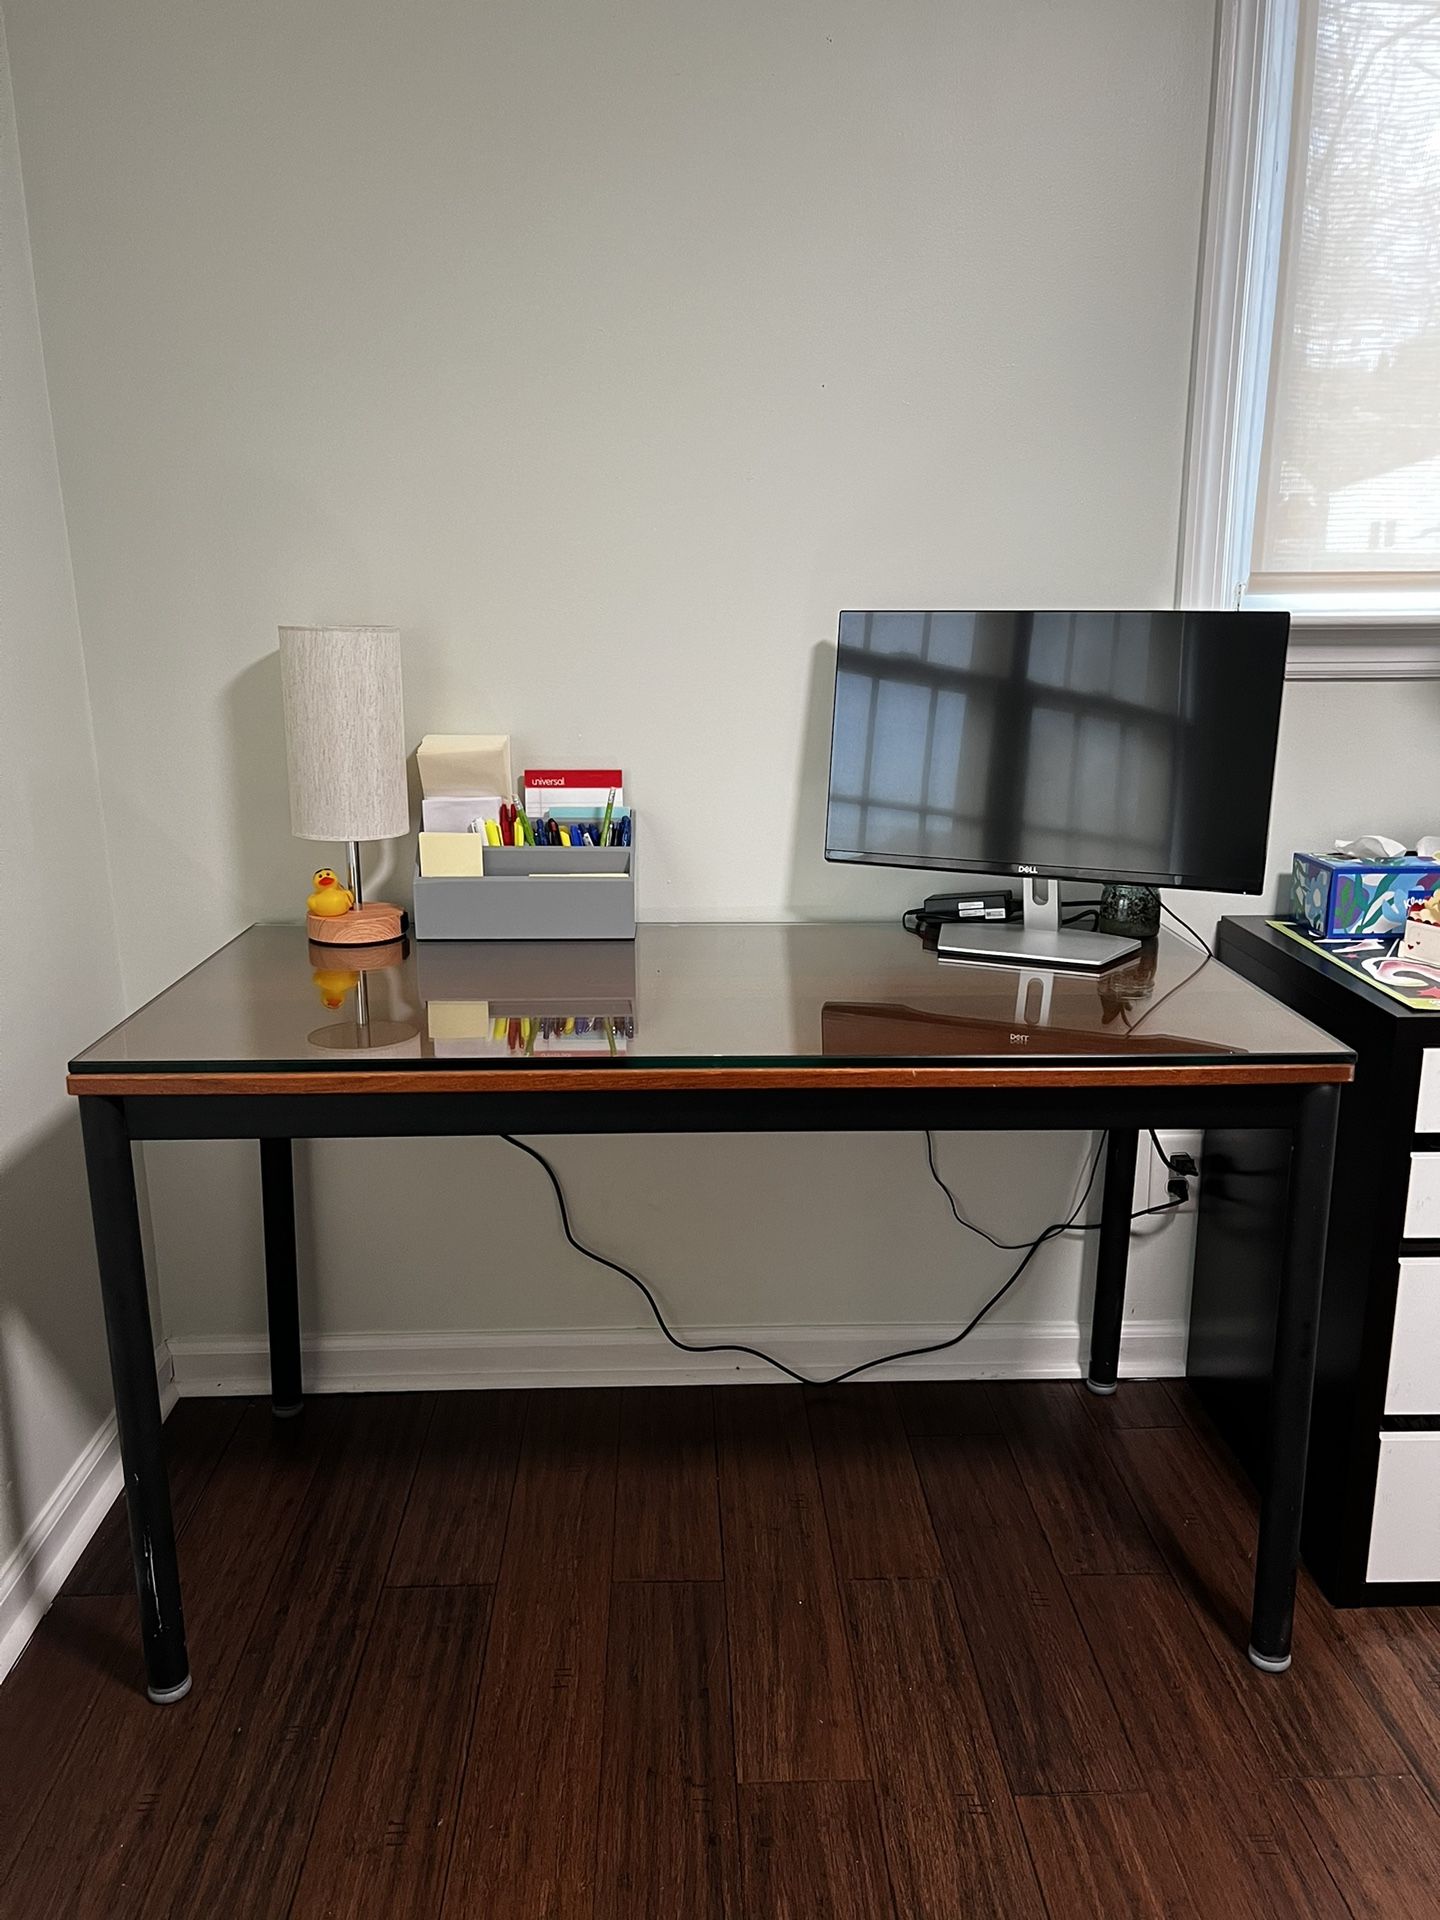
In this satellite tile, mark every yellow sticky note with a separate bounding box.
[427,999,491,1040]
[418,831,485,877]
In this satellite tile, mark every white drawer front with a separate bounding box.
[1421,1052,1440,1134]
[1386,1260,1440,1414]
[1405,1154,1440,1240]
[1368,1433,1440,1583]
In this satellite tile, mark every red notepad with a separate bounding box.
[523,768,624,809]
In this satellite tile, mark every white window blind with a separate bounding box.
[1249,0,1440,602]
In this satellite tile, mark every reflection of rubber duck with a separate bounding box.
[307,868,354,917]
[312,967,356,1011]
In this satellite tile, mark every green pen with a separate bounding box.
[517,807,535,846]
[600,788,615,847]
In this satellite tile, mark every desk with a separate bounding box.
[68,922,1353,1701]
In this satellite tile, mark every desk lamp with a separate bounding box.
[280,625,409,945]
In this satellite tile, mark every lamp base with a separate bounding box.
[308,1017,420,1050]
[307,901,406,946]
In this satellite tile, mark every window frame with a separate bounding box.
[1178,0,1440,679]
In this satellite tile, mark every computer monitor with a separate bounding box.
[824,609,1290,968]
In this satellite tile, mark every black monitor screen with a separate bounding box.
[825,611,1289,892]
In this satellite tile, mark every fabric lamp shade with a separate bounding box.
[279,626,410,842]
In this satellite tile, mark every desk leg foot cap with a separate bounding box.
[1247,1645,1291,1674]
[1084,1377,1118,1397]
[147,1673,192,1705]
[271,1401,304,1419]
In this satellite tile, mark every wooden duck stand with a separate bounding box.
[306,863,406,946]
[307,900,406,946]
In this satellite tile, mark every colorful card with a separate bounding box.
[1268,920,1440,1010]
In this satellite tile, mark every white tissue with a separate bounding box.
[1332,834,1406,861]
[1417,835,1439,859]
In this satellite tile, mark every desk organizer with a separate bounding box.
[412,815,636,941]
[416,939,637,1054]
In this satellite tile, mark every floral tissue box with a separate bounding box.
[1292,851,1440,940]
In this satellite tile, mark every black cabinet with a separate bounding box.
[1190,917,1440,1605]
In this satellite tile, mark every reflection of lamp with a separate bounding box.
[280,625,409,945]
[307,939,418,1050]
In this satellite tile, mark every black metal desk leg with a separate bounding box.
[1248,1083,1341,1673]
[79,1097,190,1704]
[1086,1128,1137,1396]
[260,1138,303,1416]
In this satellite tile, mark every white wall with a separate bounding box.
[1184,679,1440,939]
[0,17,134,1665]
[7,0,1434,1387]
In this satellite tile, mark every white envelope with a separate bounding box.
[420,794,502,834]
[417,734,513,799]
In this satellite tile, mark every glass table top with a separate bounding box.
[70,922,1353,1075]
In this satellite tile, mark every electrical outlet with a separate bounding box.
[1148,1130,1202,1212]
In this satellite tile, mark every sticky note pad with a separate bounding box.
[427,999,491,1040]
[418,831,486,878]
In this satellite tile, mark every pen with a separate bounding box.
[484,819,501,846]
[619,813,632,846]
[500,802,514,845]
[600,788,615,846]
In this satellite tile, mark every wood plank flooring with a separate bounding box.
[5,1379,1440,1919]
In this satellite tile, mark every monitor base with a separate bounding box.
[937,922,1140,971]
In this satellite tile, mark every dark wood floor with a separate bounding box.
[5,1380,1440,1919]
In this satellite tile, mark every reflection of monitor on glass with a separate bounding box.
[824,610,1290,968]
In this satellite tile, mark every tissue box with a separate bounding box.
[1292,851,1440,939]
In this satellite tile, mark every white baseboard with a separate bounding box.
[0,1321,1186,1686]
[167,1317,1188,1395]
[0,1347,175,1687]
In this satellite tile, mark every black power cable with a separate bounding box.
[500,1130,1184,1389]
[1160,898,1215,961]
[927,1131,1184,1240]
[1121,901,1216,1037]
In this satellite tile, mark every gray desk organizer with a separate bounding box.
[416,938,637,1010]
[412,814,636,941]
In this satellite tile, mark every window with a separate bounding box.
[1181,0,1440,674]
[831,614,1179,872]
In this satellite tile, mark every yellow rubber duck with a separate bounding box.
[312,966,355,1010]
[307,867,354,918]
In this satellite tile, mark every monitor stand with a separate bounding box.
[938,875,1141,972]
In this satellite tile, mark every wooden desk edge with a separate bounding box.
[68,1061,1355,1098]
